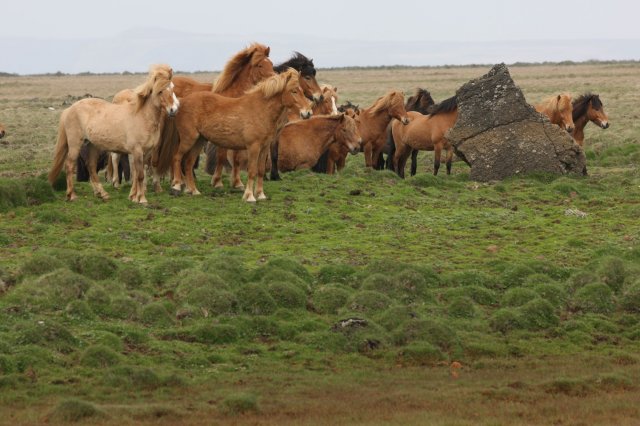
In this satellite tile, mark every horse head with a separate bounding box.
[406,88,435,114]
[279,69,313,119]
[556,93,575,133]
[248,44,276,85]
[134,64,179,117]
[587,94,609,129]
[335,113,362,155]
[388,91,410,125]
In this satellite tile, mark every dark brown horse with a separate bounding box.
[571,93,609,147]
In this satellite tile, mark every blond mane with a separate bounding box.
[369,91,402,114]
[246,68,299,98]
[133,64,173,111]
[212,43,270,94]
[539,93,572,111]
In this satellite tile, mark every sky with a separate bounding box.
[1,0,639,73]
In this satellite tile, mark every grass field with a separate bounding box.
[0,63,639,425]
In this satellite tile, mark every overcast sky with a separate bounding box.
[3,0,639,42]
[1,0,638,73]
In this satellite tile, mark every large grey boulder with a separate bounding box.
[447,64,586,182]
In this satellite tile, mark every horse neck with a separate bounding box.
[572,110,589,135]
[360,107,392,139]
[309,118,340,155]
[136,97,166,136]
[248,90,290,131]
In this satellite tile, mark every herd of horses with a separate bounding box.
[40,43,610,203]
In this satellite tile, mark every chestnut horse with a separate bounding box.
[49,65,179,203]
[571,93,609,146]
[156,69,312,202]
[313,101,360,174]
[359,91,410,168]
[383,88,435,172]
[535,93,575,133]
[389,95,458,178]
[277,114,361,172]
[206,44,276,189]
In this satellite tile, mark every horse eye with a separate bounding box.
[305,76,311,80]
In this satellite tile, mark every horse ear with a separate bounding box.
[339,113,345,122]
[557,94,561,101]
[265,47,271,57]
[334,86,338,92]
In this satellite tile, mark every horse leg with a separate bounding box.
[393,143,410,179]
[410,149,418,176]
[211,147,227,188]
[327,155,336,175]
[363,143,373,168]
[87,145,109,200]
[64,140,82,202]
[445,145,453,175]
[169,144,190,195]
[111,153,120,188]
[132,151,147,204]
[105,154,113,184]
[242,144,261,203]
[184,144,202,195]
[255,145,269,200]
[433,144,442,176]
[231,150,245,189]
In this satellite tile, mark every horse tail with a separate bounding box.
[312,149,329,173]
[385,125,396,171]
[204,142,217,175]
[154,117,179,175]
[49,121,69,184]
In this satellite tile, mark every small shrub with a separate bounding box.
[75,254,117,280]
[221,393,258,415]
[398,342,446,366]
[80,345,121,368]
[596,257,627,293]
[518,298,559,330]
[191,324,239,344]
[19,254,65,279]
[236,284,277,315]
[65,300,96,320]
[117,265,144,288]
[48,399,105,423]
[573,283,614,314]
[140,302,174,326]
[348,291,392,313]
[317,264,357,285]
[490,308,522,334]
[621,280,640,313]
[502,288,538,307]
[312,285,351,314]
[500,264,536,288]
[447,297,478,319]
[267,282,307,309]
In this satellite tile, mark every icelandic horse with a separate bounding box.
[155,69,312,202]
[276,114,361,173]
[571,93,609,147]
[534,93,575,133]
[389,95,458,178]
[312,101,359,174]
[48,65,179,203]
[358,91,410,168]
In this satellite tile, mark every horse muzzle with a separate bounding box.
[566,126,574,133]
[601,122,609,129]
[168,108,178,118]
[349,146,359,155]
[313,93,324,103]
[401,117,410,125]
[299,110,312,120]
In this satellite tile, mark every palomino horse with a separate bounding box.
[571,93,609,147]
[49,65,179,203]
[206,43,276,190]
[277,114,361,172]
[390,95,458,178]
[383,88,435,172]
[358,91,410,168]
[534,93,575,133]
[156,69,312,202]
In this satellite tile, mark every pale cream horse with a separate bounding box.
[49,64,179,203]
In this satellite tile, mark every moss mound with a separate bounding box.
[317,264,357,285]
[220,393,259,415]
[267,282,307,309]
[447,297,479,319]
[48,399,105,423]
[501,288,539,307]
[621,280,640,313]
[191,324,239,344]
[80,345,121,368]
[140,302,174,326]
[518,298,559,330]
[15,320,78,353]
[348,291,392,313]
[19,254,66,279]
[312,284,351,314]
[236,284,277,315]
[75,254,117,280]
[117,265,144,288]
[398,342,446,366]
[573,283,614,314]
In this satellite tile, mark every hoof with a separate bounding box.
[242,193,256,203]
[100,193,110,201]
[234,184,245,190]
[66,194,77,202]
[169,188,181,196]
[257,192,267,201]
[213,182,224,189]
[192,189,201,196]
[154,185,163,193]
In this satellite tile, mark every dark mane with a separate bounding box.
[427,95,457,116]
[405,88,435,114]
[338,101,360,113]
[572,93,602,121]
[274,51,316,77]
